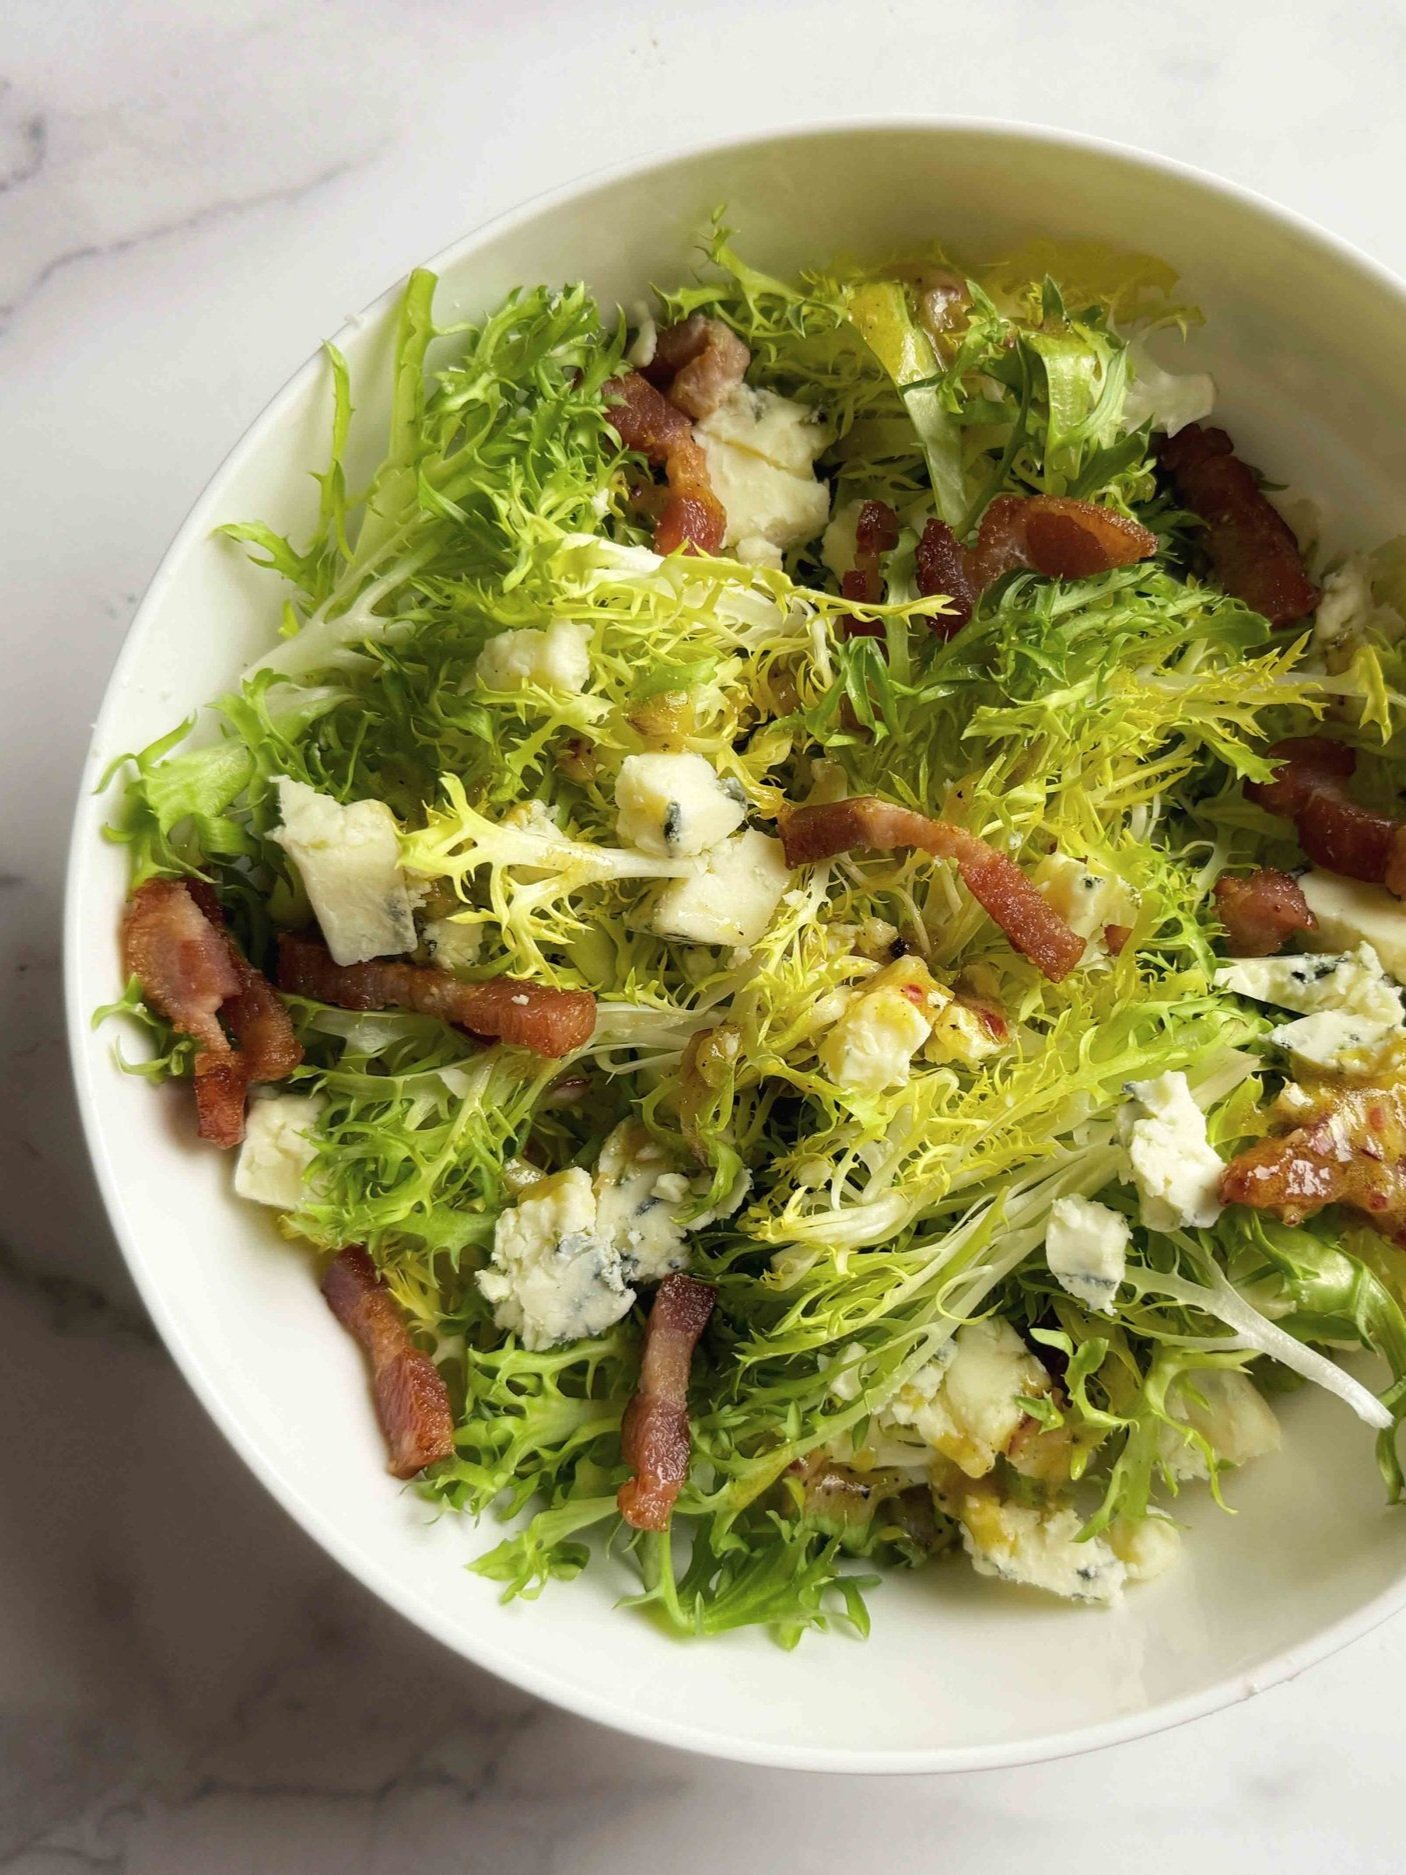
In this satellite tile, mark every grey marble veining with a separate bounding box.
[4,2,1406,1868]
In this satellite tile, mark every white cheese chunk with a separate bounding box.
[478,1125,740,1346]
[704,447,831,558]
[1298,872,1406,982]
[1218,942,1406,1074]
[593,1120,694,1283]
[476,1167,633,1351]
[696,385,830,557]
[1271,1009,1401,1076]
[826,1341,870,1404]
[273,778,416,966]
[822,956,945,1093]
[1108,1513,1182,1583]
[234,1094,325,1209]
[700,383,827,475]
[423,916,483,971]
[1314,555,1376,654]
[958,1493,1125,1605]
[923,986,1010,1067]
[884,1319,1051,1480]
[1184,1369,1282,1467]
[1045,1195,1130,1314]
[821,985,932,1094]
[1311,553,1403,665]
[733,535,784,569]
[614,751,747,858]
[652,828,789,948]
[475,620,592,694]
[1118,1070,1223,1233]
[1032,852,1138,957]
[1215,944,1404,1025]
[1160,1368,1281,1480]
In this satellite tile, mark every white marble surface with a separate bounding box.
[4,1,1406,1866]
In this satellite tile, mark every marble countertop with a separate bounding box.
[4,2,1405,1867]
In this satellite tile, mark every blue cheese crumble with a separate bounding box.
[1216,943,1406,1075]
[273,778,418,966]
[695,385,831,567]
[594,1120,695,1283]
[820,957,941,1094]
[1044,1195,1130,1313]
[476,1168,634,1350]
[474,620,591,693]
[652,828,789,948]
[1159,1368,1281,1481]
[955,1490,1126,1606]
[1118,1071,1224,1232]
[478,1123,744,1348]
[882,1318,1052,1479]
[615,751,747,858]
[1298,874,1406,982]
[1032,852,1138,962]
[234,1094,325,1209]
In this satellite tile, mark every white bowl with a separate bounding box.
[66,121,1406,1773]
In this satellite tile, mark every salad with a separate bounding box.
[105,223,1406,1643]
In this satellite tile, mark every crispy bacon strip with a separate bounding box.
[841,499,901,638]
[617,1272,716,1531]
[1248,734,1355,818]
[1015,496,1160,581]
[643,314,751,420]
[1220,1087,1406,1246]
[277,932,595,1057]
[1159,423,1319,627]
[1247,736,1406,895]
[322,1247,456,1478]
[123,879,241,1056]
[122,878,300,1148]
[605,367,693,462]
[655,485,726,557]
[603,370,725,555]
[778,796,1085,982]
[915,518,979,634]
[190,1054,251,1151]
[1213,868,1316,956]
[186,880,303,1083]
[915,494,1157,629]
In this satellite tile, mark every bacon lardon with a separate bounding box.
[1246,735,1406,896]
[1158,423,1319,628]
[915,494,1157,629]
[603,370,725,556]
[1213,868,1317,957]
[777,796,1085,982]
[617,1272,716,1531]
[1248,735,1356,819]
[121,877,301,1148]
[1013,496,1160,581]
[841,499,901,637]
[643,314,751,420]
[277,932,595,1057]
[186,880,303,1084]
[914,518,979,634]
[322,1247,456,1478]
[123,879,242,1058]
[1220,1087,1406,1246]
